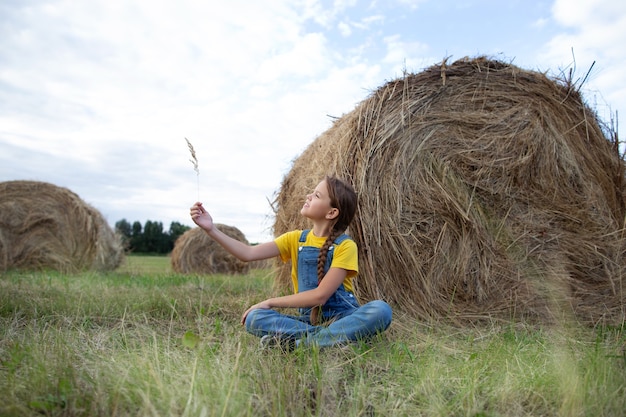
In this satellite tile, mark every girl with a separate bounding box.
[190,175,392,349]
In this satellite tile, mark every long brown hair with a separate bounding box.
[316,175,357,282]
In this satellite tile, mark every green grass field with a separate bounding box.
[1,255,624,416]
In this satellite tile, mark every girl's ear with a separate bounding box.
[326,207,339,220]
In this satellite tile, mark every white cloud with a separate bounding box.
[394,0,428,10]
[539,0,626,135]
[382,35,433,74]
[256,33,331,82]
[0,0,389,242]
[552,0,626,26]
[1,0,624,243]
[532,17,549,29]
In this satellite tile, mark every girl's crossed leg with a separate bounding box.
[245,300,392,348]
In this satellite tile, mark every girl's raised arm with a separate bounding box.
[190,202,279,262]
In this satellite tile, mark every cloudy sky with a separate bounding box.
[1,0,624,243]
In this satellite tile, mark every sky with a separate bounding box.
[1,0,624,243]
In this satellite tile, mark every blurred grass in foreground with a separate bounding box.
[0,255,624,417]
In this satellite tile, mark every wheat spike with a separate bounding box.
[185,137,200,200]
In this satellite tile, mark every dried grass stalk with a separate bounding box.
[0,180,124,273]
[272,56,626,326]
[185,137,200,200]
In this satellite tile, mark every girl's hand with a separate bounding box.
[241,300,272,325]
[190,202,214,232]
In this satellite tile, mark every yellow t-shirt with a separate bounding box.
[274,229,358,294]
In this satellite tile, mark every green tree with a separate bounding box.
[130,221,145,253]
[114,219,132,249]
[143,220,166,254]
[115,219,193,254]
[168,221,191,249]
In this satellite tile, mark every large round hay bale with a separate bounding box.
[0,180,124,273]
[273,57,626,325]
[171,225,250,274]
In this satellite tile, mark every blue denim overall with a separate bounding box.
[244,230,393,347]
[296,229,360,321]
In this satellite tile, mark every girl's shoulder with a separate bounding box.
[274,229,304,248]
[334,235,357,252]
[276,229,356,249]
[333,233,353,245]
[275,229,304,238]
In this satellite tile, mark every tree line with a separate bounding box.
[115,219,191,254]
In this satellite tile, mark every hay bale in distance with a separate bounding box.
[273,57,626,325]
[0,180,124,273]
[171,225,250,274]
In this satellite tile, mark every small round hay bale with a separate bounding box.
[273,57,626,325]
[171,225,250,274]
[0,180,124,273]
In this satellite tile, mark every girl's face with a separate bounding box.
[301,180,336,221]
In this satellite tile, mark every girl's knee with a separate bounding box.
[244,308,266,332]
[362,300,393,329]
